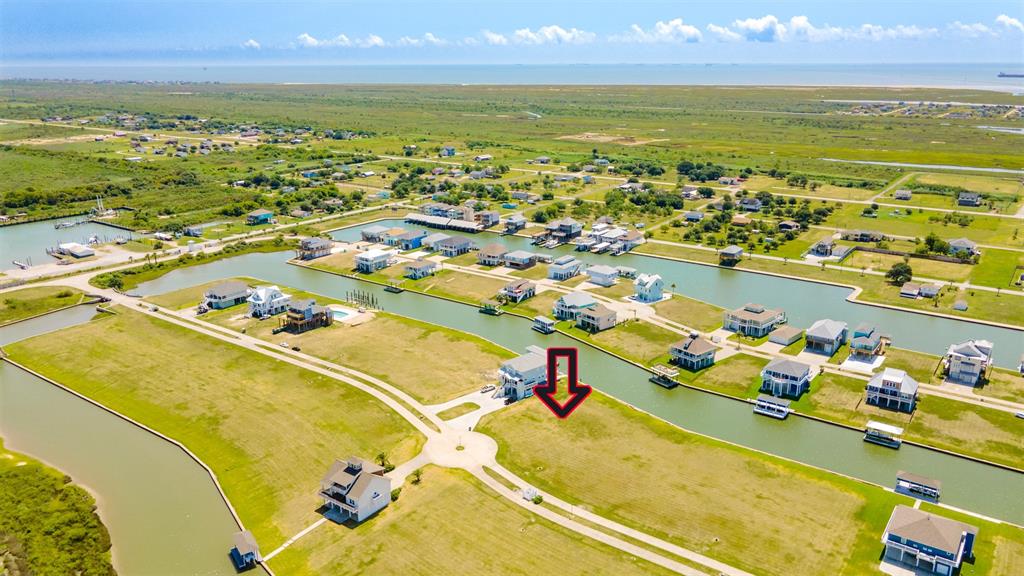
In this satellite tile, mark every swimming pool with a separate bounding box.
[331,309,351,321]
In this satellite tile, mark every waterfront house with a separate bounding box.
[577,304,617,333]
[738,197,763,212]
[894,189,913,200]
[723,303,787,337]
[548,255,583,281]
[957,191,982,207]
[545,217,584,242]
[499,347,548,400]
[282,299,333,334]
[405,260,438,279]
[881,505,977,575]
[421,232,451,249]
[355,249,397,273]
[248,285,291,318]
[810,239,836,257]
[586,264,619,287]
[503,250,537,270]
[434,236,472,257]
[478,243,508,266]
[298,237,333,260]
[476,210,500,227]
[669,333,716,371]
[633,273,664,303]
[684,211,704,222]
[397,230,427,251]
[230,530,261,571]
[919,284,941,298]
[320,457,391,523]
[504,213,527,233]
[944,339,993,385]
[719,245,744,264]
[778,220,801,232]
[948,238,980,257]
[804,319,848,356]
[500,279,536,303]
[866,368,918,413]
[246,209,274,225]
[382,227,408,246]
[760,357,812,399]
[553,292,598,320]
[616,266,638,279]
[900,282,921,298]
[768,325,804,346]
[204,281,251,310]
[620,230,645,251]
[850,323,885,359]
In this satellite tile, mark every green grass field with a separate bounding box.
[0,285,85,325]
[5,308,424,561]
[651,293,725,332]
[269,466,675,576]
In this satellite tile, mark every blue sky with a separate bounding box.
[2,0,1023,65]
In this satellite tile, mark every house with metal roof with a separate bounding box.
[203,281,251,310]
[804,319,848,356]
[866,368,919,413]
[421,232,451,249]
[944,339,993,385]
[434,236,472,257]
[760,357,812,398]
[499,347,548,400]
[553,292,597,320]
[320,457,391,523]
[355,248,397,273]
[719,244,744,264]
[548,255,583,281]
[957,191,982,206]
[245,208,274,225]
[504,213,527,234]
[669,333,716,371]
[881,505,977,575]
[723,303,787,337]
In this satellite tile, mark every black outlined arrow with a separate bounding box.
[534,347,591,419]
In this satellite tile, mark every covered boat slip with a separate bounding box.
[865,420,904,448]
[649,364,679,389]
[753,394,791,419]
[895,471,942,502]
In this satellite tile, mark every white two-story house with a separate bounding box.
[320,457,391,523]
[248,285,291,318]
[499,347,548,401]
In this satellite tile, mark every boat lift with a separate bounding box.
[649,364,679,389]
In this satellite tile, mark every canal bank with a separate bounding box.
[130,249,1024,526]
[0,216,131,273]
[0,308,244,576]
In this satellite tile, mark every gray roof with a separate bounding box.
[559,292,597,308]
[322,457,384,488]
[504,279,535,291]
[947,340,992,359]
[233,530,259,556]
[806,319,847,341]
[206,281,248,299]
[721,245,743,256]
[288,298,315,311]
[582,303,616,320]
[248,208,273,217]
[301,237,332,249]
[587,264,618,276]
[884,505,977,553]
[436,236,471,248]
[868,368,918,396]
[504,250,535,260]
[479,243,509,257]
[949,237,977,249]
[362,224,389,235]
[728,303,783,323]
[503,351,547,373]
[671,334,716,356]
[406,260,436,270]
[896,471,942,491]
[763,357,811,379]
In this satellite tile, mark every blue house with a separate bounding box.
[230,530,261,571]
[440,145,456,157]
[882,506,977,575]
[246,209,274,225]
[397,230,427,250]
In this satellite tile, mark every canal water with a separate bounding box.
[0,308,241,576]
[132,249,1024,525]
[329,220,1024,368]
[0,217,128,272]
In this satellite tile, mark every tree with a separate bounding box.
[886,262,913,285]
[411,468,423,485]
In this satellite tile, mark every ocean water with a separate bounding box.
[2,63,1023,92]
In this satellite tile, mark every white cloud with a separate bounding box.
[397,32,448,47]
[482,30,508,45]
[462,36,480,46]
[512,25,595,45]
[706,23,741,42]
[949,21,993,37]
[853,24,937,41]
[241,38,260,50]
[296,33,352,48]
[996,14,1024,33]
[731,15,786,42]
[787,16,844,42]
[614,18,702,43]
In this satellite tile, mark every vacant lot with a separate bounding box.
[0,285,85,325]
[562,319,681,366]
[6,308,423,557]
[270,466,674,576]
[478,390,900,576]
[652,294,725,332]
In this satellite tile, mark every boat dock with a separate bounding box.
[753,395,791,419]
[864,421,904,449]
[649,364,679,389]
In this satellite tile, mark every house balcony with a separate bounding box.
[320,490,358,514]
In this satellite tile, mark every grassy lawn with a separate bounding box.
[417,269,507,304]
[825,202,1023,250]
[561,319,681,366]
[587,281,637,299]
[504,289,562,318]
[674,353,767,397]
[0,439,114,576]
[743,174,878,201]
[436,402,480,420]
[651,294,724,332]
[509,265,550,280]
[144,276,257,310]
[971,248,1024,289]
[780,336,806,355]
[217,309,512,405]
[0,285,85,325]
[477,390,911,576]
[842,251,973,282]
[5,308,423,559]
[976,367,1024,404]
[270,466,674,576]
[883,347,944,383]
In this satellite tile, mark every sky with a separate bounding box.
[1,0,1023,65]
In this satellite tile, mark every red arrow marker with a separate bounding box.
[534,347,591,419]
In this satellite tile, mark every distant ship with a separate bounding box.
[997,72,1024,78]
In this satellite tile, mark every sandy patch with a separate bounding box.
[557,132,668,146]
